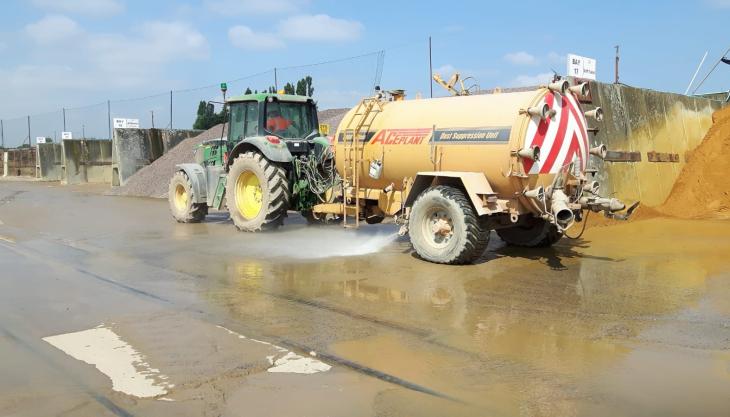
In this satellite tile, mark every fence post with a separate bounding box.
[107,100,111,140]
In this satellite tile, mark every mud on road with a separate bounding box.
[1,180,729,417]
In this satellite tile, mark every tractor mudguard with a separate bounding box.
[228,136,293,167]
[176,163,208,204]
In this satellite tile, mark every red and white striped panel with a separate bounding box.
[522,91,589,175]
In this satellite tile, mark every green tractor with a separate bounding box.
[168,93,338,231]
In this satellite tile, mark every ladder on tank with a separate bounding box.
[341,96,383,228]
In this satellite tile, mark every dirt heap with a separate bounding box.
[660,106,730,219]
[318,108,349,133]
[112,123,228,198]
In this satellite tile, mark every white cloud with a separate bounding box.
[227,14,363,50]
[25,15,82,45]
[277,14,363,42]
[228,25,284,50]
[205,0,307,14]
[31,0,124,17]
[6,19,209,103]
[511,72,553,87]
[86,21,209,85]
[504,51,537,65]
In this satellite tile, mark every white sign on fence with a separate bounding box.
[567,54,597,80]
[113,118,140,129]
[36,137,47,144]
[62,131,73,140]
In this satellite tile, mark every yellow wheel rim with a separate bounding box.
[235,171,263,219]
[174,184,188,211]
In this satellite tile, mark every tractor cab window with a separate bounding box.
[228,101,259,143]
[265,100,316,139]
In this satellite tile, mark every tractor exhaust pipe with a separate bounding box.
[550,189,574,227]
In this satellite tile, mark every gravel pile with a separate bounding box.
[112,109,350,199]
[318,108,349,132]
[111,123,228,199]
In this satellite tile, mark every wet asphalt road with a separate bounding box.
[1,180,729,417]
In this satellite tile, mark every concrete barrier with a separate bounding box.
[61,139,113,184]
[111,128,200,186]
[582,81,724,207]
[36,143,63,181]
[2,148,36,177]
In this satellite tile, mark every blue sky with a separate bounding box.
[1,0,729,143]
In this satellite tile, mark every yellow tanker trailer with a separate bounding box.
[313,79,637,264]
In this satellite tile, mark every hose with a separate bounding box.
[564,210,589,240]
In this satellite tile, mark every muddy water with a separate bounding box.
[1,180,729,417]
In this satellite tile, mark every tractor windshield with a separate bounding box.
[265,101,316,139]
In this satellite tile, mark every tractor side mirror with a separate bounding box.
[206,103,215,114]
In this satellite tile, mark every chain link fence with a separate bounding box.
[0,45,432,149]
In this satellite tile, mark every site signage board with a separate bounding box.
[113,118,140,129]
[567,54,596,80]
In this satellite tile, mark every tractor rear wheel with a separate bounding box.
[496,217,562,247]
[226,151,289,232]
[168,171,207,223]
[408,185,489,264]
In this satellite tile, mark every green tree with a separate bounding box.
[283,82,295,95]
[244,87,252,94]
[193,100,227,130]
[296,76,314,96]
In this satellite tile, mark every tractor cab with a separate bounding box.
[227,93,320,156]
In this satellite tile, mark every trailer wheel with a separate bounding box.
[226,151,289,232]
[408,185,489,264]
[168,171,207,223]
[496,217,562,247]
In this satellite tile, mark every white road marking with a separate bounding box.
[43,327,173,398]
[216,325,331,374]
[267,351,332,374]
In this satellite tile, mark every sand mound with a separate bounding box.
[659,106,730,219]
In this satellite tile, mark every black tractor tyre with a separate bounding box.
[496,217,562,247]
[408,185,490,265]
[168,171,207,223]
[226,151,290,232]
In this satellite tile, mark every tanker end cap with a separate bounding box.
[547,80,570,94]
[515,145,540,161]
[589,143,608,159]
[569,82,589,96]
[585,107,604,122]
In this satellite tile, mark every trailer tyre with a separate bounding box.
[226,151,289,232]
[408,185,489,264]
[496,217,562,247]
[168,171,207,223]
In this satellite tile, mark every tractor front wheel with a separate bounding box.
[408,185,490,264]
[168,171,207,223]
[226,151,290,232]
